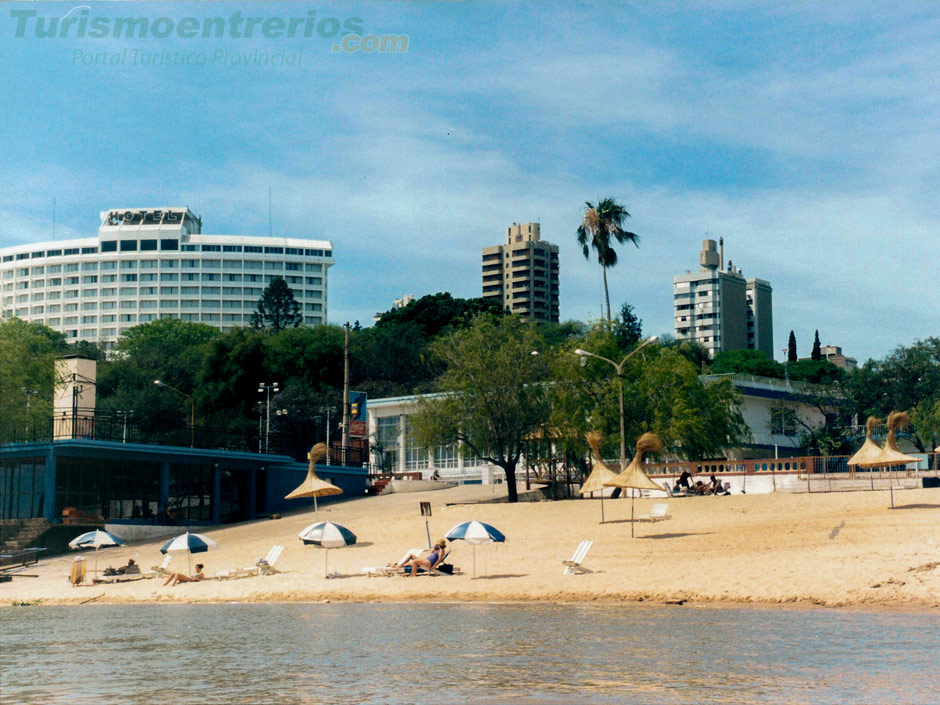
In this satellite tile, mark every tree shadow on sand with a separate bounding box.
[890,503,940,510]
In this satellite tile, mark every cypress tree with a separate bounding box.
[787,330,797,362]
[811,330,822,361]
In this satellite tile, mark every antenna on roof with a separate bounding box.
[53,196,56,240]
[268,186,272,237]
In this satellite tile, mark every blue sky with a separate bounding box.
[1,0,937,363]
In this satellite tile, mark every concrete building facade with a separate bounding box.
[482,222,559,322]
[673,238,773,358]
[1,207,334,348]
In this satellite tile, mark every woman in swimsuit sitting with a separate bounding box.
[400,540,447,577]
[163,563,205,586]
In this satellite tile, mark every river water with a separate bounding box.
[2,603,937,704]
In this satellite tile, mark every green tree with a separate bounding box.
[811,330,822,361]
[576,197,639,322]
[0,319,67,438]
[788,330,797,362]
[350,322,438,398]
[911,398,940,450]
[547,323,749,466]
[787,359,844,385]
[374,292,503,337]
[613,302,643,348]
[409,315,550,503]
[98,318,220,434]
[846,338,940,449]
[250,276,302,332]
[711,349,784,378]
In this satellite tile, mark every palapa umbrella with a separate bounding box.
[285,443,342,519]
[579,431,620,523]
[298,521,357,577]
[159,532,219,575]
[867,411,921,472]
[445,520,505,578]
[603,432,665,537]
[847,416,883,472]
[69,529,126,577]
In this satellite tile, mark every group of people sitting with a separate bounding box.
[673,471,732,496]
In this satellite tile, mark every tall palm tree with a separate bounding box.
[577,198,639,322]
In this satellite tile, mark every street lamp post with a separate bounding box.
[257,382,280,453]
[154,380,194,447]
[574,336,658,481]
[23,388,39,438]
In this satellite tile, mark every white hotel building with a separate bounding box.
[0,207,334,348]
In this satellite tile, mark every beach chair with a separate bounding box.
[562,540,593,575]
[217,545,285,580]
[69,556,86,586]
[146,554,172,578]
[637,503,671,522]
[257,545,284,576]
[362,547,425,577]
[403,551,452,576]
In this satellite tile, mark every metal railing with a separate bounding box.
[1,415,369,467]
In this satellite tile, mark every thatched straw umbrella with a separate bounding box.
[847,416,883,477]
[285,443,342,519]
[579,431,620,523]
[604,432,665,537]
[867,411,920,472]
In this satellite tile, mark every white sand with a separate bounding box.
[3,485,939,609]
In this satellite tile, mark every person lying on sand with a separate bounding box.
[163,563,205,586]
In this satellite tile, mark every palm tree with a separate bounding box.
[577,197,639,322]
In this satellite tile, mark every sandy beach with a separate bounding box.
[3,485,938,609]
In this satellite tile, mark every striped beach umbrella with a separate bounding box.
[445,520,505,578]
[298,521,357,577]
[160,532,219,575]
[69,529,126,577]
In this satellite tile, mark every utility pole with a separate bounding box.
[342,322,351,466]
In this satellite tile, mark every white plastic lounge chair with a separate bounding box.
[637,503,671,522]
[145,554,172,578]
[362,547,427,577]
[257,545,284,575]
[217,545,285,580]
[562,540,593,575]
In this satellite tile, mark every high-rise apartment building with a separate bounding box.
[482,222,559,322]
[0,207,333,348]
[673,238,773,358]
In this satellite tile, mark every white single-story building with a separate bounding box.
[366,374,838,484]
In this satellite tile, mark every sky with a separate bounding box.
[1,0,937,364]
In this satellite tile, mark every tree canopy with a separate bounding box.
[409,315,550,502]
[374,292,504,337]
[250,277,302,332]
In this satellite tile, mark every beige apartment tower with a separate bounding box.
[673,238,773,358]
[482,222,559,322]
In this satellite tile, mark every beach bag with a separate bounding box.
[436,563,454,575]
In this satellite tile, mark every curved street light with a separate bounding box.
[574,336,658,477]
[154,379,194,448]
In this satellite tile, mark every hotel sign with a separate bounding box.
[106,209,183,226]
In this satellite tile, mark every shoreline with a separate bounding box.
[3,484,939,611]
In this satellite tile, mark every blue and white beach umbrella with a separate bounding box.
[298,521,357,577]
[69,529,126,577]
[445,520,506,578]
[160,532,219,575]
